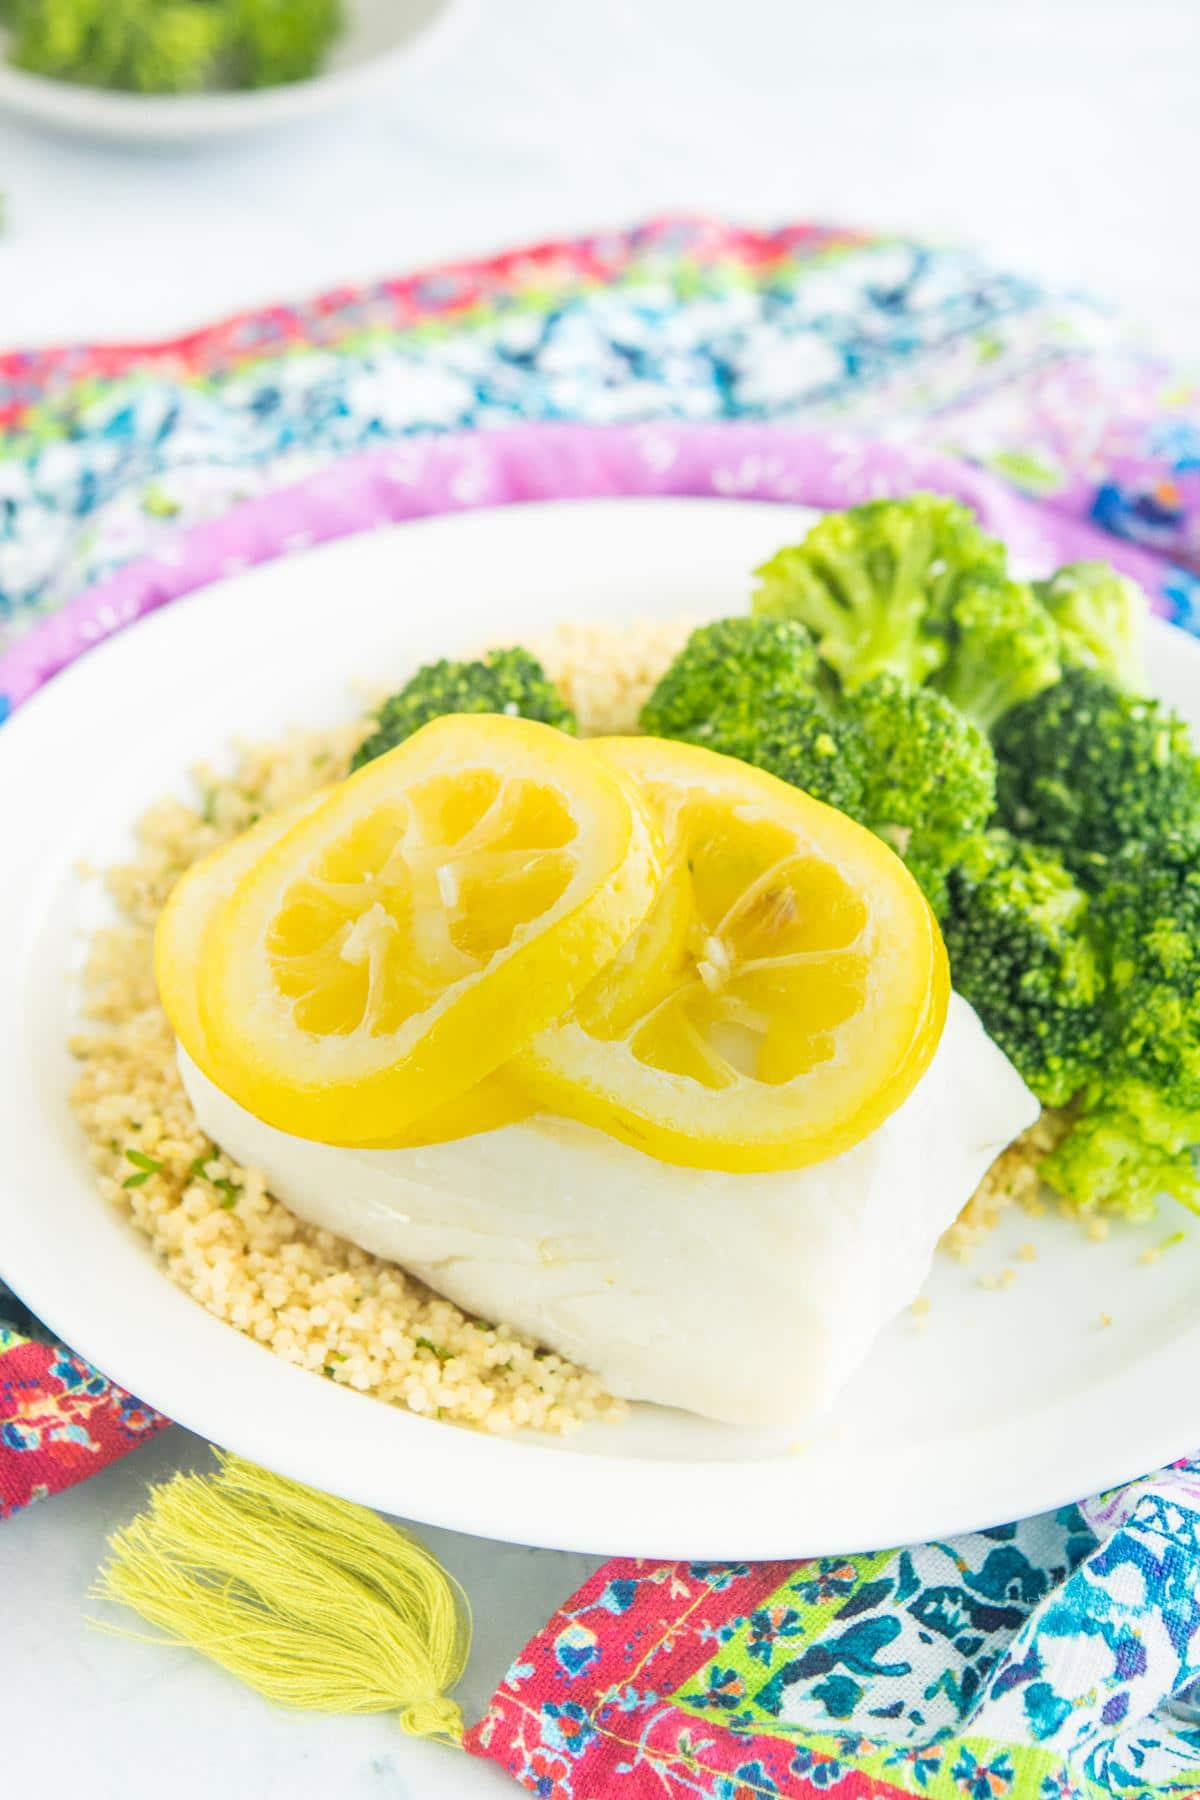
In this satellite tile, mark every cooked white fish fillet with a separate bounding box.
[179,995,1036,1429]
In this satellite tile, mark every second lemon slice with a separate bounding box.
[515,736,950,1172]
[196,714,662,1144]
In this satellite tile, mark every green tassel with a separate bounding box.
[94,1450,471,1747]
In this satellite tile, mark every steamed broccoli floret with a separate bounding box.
[1033,562,1147,691]
[900,835,959,918]
[993,668,1200,883]
[1099,833,1200,1108]
[353,648,575,770]
[639,616,821,745]
[752,495,1006,691]
[739,705,870,819]
[640,620,867,815]
[640,617,996,881]
[942,817,1200,1218]
[844,674,996,854]
[1041,1083,1200,1222]
[754,679,996,900]
[1039,831,1200,1219]
[844,676,997,912]
[933,575,1062,731]
[940,831,1104,1106]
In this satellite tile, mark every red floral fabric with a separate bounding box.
[0,1325,164,1520]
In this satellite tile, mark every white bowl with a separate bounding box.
[0,0,469,143]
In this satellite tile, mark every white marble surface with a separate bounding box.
[0,0,1197,354]
[1,3,1197,1795]
[2,1426,598,1796]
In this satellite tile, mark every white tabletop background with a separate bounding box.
[2,1,1197,1795]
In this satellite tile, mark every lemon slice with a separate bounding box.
[155,793,530,1147]
[515,736,950,1172]
[196,715,662,1144]
[157,791,327,1078]
[570,842,694,1038]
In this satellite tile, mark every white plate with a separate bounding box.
[1,497,1197,1558]
[0,0,467,144]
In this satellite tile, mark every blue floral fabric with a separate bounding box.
[476,1477,1200,1796]
[1,221,1198,646]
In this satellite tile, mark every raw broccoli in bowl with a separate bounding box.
[1,0,345,93]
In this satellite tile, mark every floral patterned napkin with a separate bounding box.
[468,1476,1200,1800]
[1,215,1198,670]
[0,1322,160,1517]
